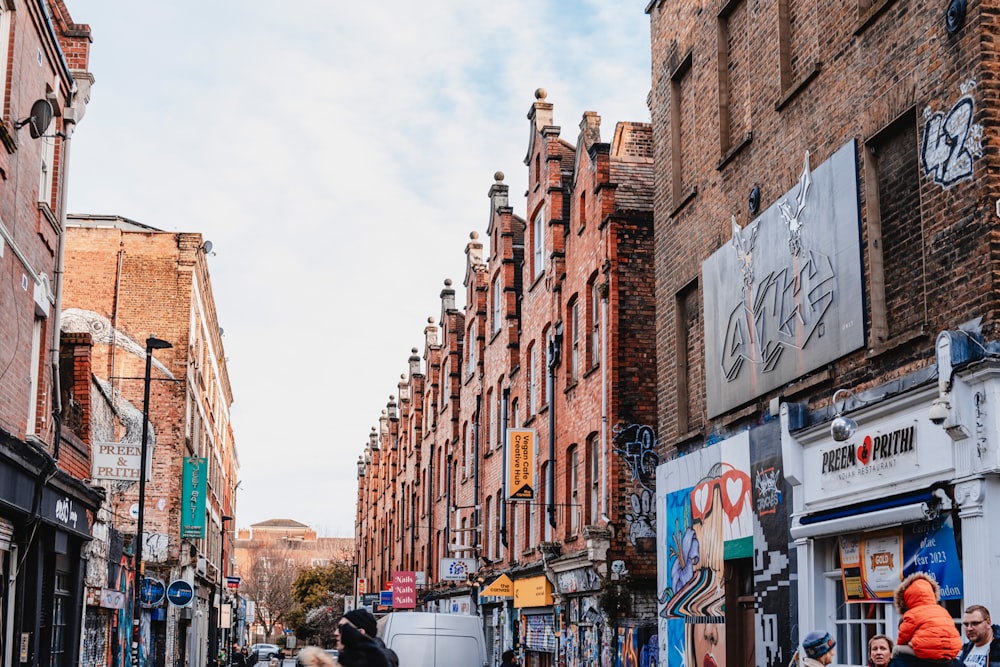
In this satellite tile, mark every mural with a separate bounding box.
[657,426,796,667]
[921,79,984,188]
[703,142,865,416]
[614,424,661,546]
[617,624,659,667]
[115,552,134,667]
[62,309,176,381]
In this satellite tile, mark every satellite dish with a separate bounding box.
[202,240,213,254]
[27,99,54,139]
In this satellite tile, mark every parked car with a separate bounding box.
[249,644,280,661]
[377,612,486,667]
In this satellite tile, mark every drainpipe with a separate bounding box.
[428,441,434,579]
[474,394,482,552]
[546,323,563,531]
[601,283,609,522]
[498,389,507,549]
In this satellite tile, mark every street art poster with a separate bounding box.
[617,624,659,667]
[840,515,962,602]
[750,420,797,667]
[702,141,864,417]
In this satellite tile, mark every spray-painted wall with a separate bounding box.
[656,420,796,667]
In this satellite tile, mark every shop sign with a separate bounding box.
[514,575,553,608]
[507,429,535,500]
[92,442,142,481]
[839,515,962,602]
[226,576,241,590]
[180,458,207,538]
[480,574,514,598]
[357,577,367,594]
[441,558,477,581]
[392,571,416,609]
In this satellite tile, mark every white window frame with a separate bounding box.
[492,278,502,335]
[527,345,537,415]
[442,358,450,407]
[533,206,545,280]
[568,446,579,535]
[570,300,579,381]
[27,316,43,434]
[591,280,601,367]
[467,321,476,376]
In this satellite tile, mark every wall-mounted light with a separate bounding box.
[830,388,858,442]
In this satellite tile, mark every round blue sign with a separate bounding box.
[166,579,194,607]
[140,578,166,606]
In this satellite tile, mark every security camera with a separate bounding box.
[929,397,951,425]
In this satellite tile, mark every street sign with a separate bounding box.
[140,578,166,606]
[166,580,194,607]
[379,590,393,607]
[225,576,241,590]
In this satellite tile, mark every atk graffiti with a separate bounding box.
[613,424,660,491]
[723,157,835,380]
[922,79,984,188]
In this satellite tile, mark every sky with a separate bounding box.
[65,2,653,538]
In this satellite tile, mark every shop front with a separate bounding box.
[552,565,604,667]
[780,351,1000,665]
[514,575,556,667]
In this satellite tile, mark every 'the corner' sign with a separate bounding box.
[507,429,535,500]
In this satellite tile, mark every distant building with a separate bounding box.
[232,519,353,643]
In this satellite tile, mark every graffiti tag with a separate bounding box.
[613,424,660,491]
[922,81,984,188]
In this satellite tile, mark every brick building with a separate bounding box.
[355,91,657,667]
[62,215,238,667]
[648,0,1000,664]
[232,519,353,644]
[0,3,101,667]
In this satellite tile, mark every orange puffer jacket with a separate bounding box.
[894,572,962,661]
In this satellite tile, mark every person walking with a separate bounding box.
[334,614,389,667]
[957,605,1000,667]
[801,631,836,667]
[500,649,519,667]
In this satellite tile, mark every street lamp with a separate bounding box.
[213,515,233,667]
[133,335,172,667]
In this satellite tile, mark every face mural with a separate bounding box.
[658,424,797,667]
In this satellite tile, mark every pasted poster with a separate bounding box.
[840,515,962,602]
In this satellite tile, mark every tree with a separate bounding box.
[240,541,299,641]
[290,563,355,646]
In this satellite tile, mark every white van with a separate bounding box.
[377,612,487,667]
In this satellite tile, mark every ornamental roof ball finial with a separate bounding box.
[470,231,479,240]
[444,279,453,287]
[494,171,504,182]
[535,88,547,100]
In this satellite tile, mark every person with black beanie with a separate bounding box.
[335,612,390,667]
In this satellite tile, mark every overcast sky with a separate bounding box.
[66,2,652,538]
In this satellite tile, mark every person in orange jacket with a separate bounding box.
[891,572,963,667]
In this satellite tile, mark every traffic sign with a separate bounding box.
[166,580,194,607]
[140,578,166,606]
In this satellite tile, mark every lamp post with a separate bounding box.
[211,515,233,667]
[133,335,172,667]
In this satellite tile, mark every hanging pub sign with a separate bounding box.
[507,429,535,500]
[180,458,207,538]
[839,515,962,602]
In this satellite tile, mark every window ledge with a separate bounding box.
[670,186,698,219]
[583,364,600,379]
[867,326,929,358]
[717,131,753,170]
[775,61,822,111]
[563,380,578,394]
[855,0,896,34]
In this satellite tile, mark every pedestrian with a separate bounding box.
[957,605,1000,667]
[801,630,836,667]
[500,648,519,667]
[868,634,894,667]
[335,614,389,667]
[340,609,398,667]
[296,647,336,667]
[890,572,962,667]
[231,646,247,667]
